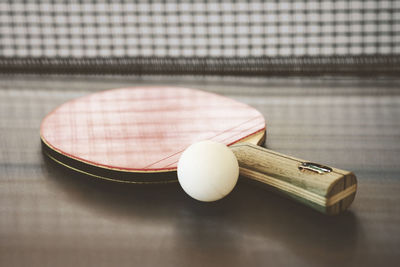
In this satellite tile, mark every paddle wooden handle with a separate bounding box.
[230,143,357,215]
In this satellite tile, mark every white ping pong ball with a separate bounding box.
[177,140,239,202]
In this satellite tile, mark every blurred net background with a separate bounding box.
[0,0,399,75]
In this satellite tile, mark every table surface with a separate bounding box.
[0,75,399,267]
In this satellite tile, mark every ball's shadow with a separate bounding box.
[42,154,361,265]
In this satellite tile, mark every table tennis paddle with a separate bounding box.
[40,87,357,215]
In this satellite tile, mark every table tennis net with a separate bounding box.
[0,1,399,75]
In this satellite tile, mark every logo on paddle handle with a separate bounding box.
[298,162,332,174]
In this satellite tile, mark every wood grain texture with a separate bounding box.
[0,75,399,267]
[231,143,357,215]
[39,87,265,172]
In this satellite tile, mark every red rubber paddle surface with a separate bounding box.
[41,87,265,173]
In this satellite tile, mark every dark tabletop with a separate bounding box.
[0,75,399,267]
